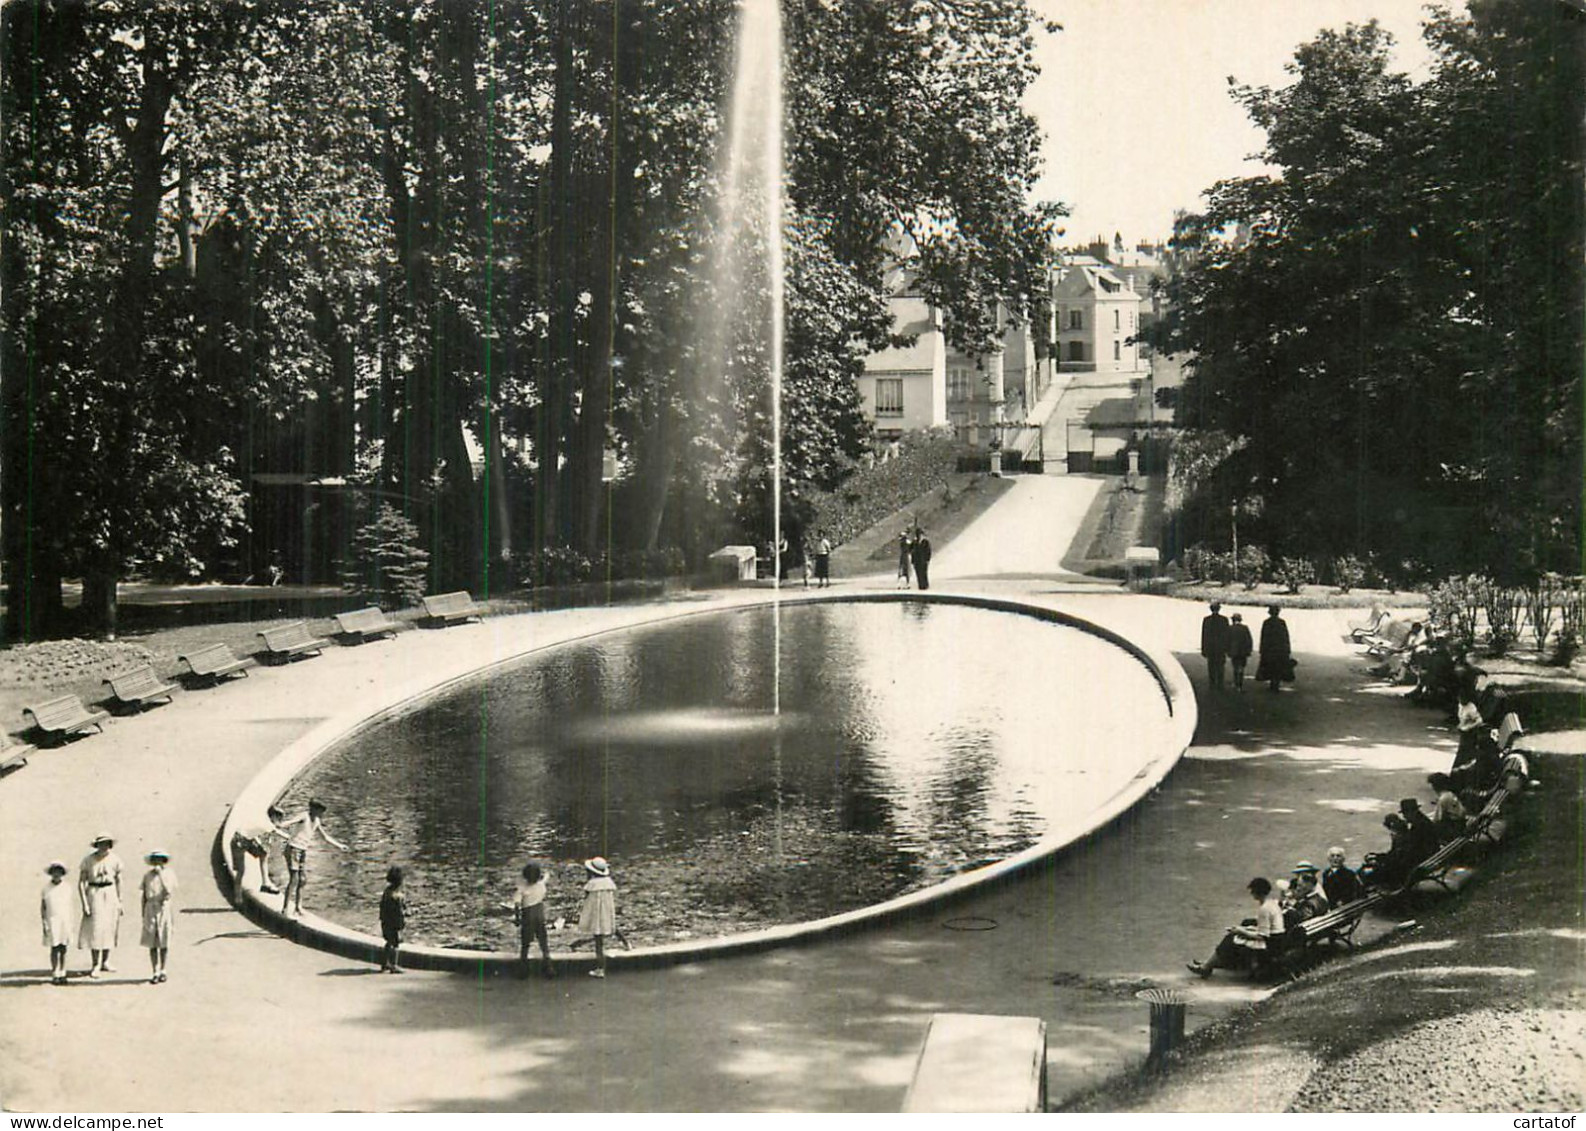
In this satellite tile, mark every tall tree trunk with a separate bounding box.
[82,567,118,641]
[534,0,578,551]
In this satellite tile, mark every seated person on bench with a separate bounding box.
[1361,814,1416,889]
[1320,846,1365,905]
[1398,798,1441,862]
[1450,724,1503,798]
[1281,862,1329,928]
[1187,877,1285,978]
[1427,773,1469,842]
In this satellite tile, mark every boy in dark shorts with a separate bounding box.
[379,867,406,974]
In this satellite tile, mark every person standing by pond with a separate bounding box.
[1200,602,1230,689]
[41,861,76,985]
[814,531,832,588]
[575,857,619,978]
[515,861,555,979]
[277,800,347,917]
[1255,605,1292,692]
[1228,612,1254,690]
[378,866,406,974]
[78,834,123,977]
[910,528,932,591]
[139,850,176,984]
[896,528,913,589]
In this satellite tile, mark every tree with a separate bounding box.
[1150,9,1583,575]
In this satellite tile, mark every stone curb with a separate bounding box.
[224,591,1197,973]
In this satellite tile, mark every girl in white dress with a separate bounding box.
[41,861,75,985]
[140,851,177,984]
[575,857,619,978]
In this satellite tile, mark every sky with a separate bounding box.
[1024,0,1447,247]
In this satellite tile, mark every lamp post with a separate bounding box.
[1230,500,1239,583]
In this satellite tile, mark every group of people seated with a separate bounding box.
[1187,752,1524,981]
[1185,850,1361,979]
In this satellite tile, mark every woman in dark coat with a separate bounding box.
[1255,604,1292,692]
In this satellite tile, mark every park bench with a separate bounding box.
[23,695,110,745]
[1286,891,1389,966]
[333,606,399,644]
[101,663,177,711]
[1345,604,1389,642]
[420,591,482,628]
[178,642,258,685]
[256,621,330,663]
[1465,785,1510,846]
[1405,834,1471,893]
[902,1013,1047,1113]
[1,734,35,775]
[1363,618,1415,657]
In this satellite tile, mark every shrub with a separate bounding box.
[1273,556,1315,594]
[1475,574,1524,656]
[1236,544,1269,590]
[1332,554,1366,594]
[513,546,594,588]
[340,505,431,609]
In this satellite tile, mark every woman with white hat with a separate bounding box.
[140,850,177,984]
[77,834,124,977]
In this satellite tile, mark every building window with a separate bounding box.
[1068,310,1082,330]
[1113,341,1121,361]
[875,377,904,416]
[1067,341,1084,362]
[947,367,974,402]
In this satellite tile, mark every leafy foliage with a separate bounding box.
[1273,556,1316,595]
[1151,5,1584,578]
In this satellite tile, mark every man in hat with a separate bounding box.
[1398,798,1440,864]
[78,834,124,976]
[1200,602,1230,689]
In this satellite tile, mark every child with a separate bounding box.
[515,861,554,979]
[139,850,177,984]
[277,799,347,917]
[379,867,406,974]
[41,861,75,985]
[229,803,286,906]
[576,857,618,978]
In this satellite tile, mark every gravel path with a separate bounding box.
[1292,1007,1586,1112]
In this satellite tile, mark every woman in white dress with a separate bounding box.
[77,834,123,977]
[140,850,177,984]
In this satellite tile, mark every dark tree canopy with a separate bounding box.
[1151,3,1584,579]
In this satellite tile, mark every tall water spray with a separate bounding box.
[716,0,785,708]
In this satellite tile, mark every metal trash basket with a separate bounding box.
[1136,987,1191,1066]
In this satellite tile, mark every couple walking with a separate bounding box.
[896,527,933,591]
[1200,602,1291,691]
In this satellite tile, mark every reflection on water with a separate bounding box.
[286,602,1164,949]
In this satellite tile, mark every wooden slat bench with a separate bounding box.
[1,735,35,775]
[1405,836,1470,893]
[902,1013,1047,1112]
[420,591,482,627]
[1466,786,1511,846]
[333,606,399,643]
[23,695,110,744]
[178,643,258,685]
[1287,891,1389,965]
[102,663,177,711]
[256,621,330,663]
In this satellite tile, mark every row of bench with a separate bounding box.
[1280,775,1521,976]
[2,591,484,756]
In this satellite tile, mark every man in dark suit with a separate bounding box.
[910,528,932,591]
[1200,602,1230,689]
